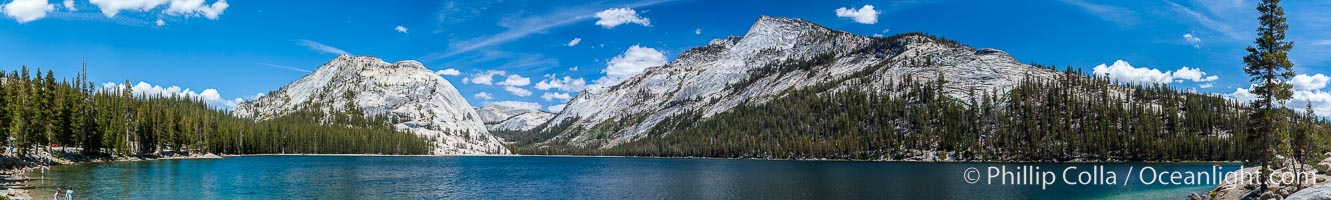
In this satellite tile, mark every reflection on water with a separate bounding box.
[31,156,1238,199]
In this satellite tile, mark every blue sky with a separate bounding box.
[2,0,1330,114]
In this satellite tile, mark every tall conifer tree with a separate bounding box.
[1242,0,1296,191]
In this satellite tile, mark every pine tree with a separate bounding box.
[1242,0,1296,191]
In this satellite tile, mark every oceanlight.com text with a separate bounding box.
[962,165,1316,190]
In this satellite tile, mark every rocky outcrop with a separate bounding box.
[1288,184,1331,200]
[1207,156,1331,200]
[538,16,1064,149]
[476,103,554,132]
[233,55,509,155]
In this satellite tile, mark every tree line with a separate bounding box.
[515,55,1327,163]
[0,63,431,158]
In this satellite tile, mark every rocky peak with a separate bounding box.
[536,16,1065,150]
[234,55,509,155]
[746,16,829,39]
[477,103,544,124]
[477,103,554,132]
[320,55,426,71]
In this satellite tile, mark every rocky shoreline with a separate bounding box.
[1194,154,1331,200]
[0,149,221,200]
[1,150,1319,199]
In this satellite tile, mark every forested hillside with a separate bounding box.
[0,64,431,158]
[516,51,1330,162]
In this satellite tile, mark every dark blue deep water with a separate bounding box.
[29,156,1240,199]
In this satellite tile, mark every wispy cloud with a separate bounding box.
[432,1,499,34]
[294,39,349,55]
[259,63,312,73]
[1165,0,1242,40]
[46,12,153,26]
[437,49,561,75]
[423,0,681,61]
[1058,0,1139,26]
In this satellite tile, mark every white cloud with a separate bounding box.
[488,101,542,111]
[541,92,573,101]
[695,28,701,35]
[1172,66,1218,82]
[497,74,531,86]
[6,0,230,23]
[395,25,408,33]
[467,70,506,85]
[1291,90,1331,117]
[247,92,265,101]
[1199,83,1213,89]
[435,68,461,76]
[1091,60,1217,86]
[566,38,582,46]
[1183,33,1201,48]
[155,19,165,26]
[1291,74,1330,91]
[535,75,588,92]
[835,5,879,24]
[597,45,666,86]
[165,0,228,19]
[569,66,579,71]
[88,0,229,20]
[594,8,650,28]
[474,92,494,100]
[294,39,350,55]
[1227,87,1258,103]
[547,104,567,112]
[1315,40,1331,46]
[1093,60,1172,85]
[504,86,532,97]
[1227,85,1331,117]
[2,0,55,23]
[100,81,241,109]
[62,0,75,11]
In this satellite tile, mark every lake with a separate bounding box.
[29,156,1240,199]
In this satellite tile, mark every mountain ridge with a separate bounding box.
[233,55,509,155]
[535,16,1065,149]
[476,103,555,132]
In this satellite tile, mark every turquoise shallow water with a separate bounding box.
[29,156,1239,199]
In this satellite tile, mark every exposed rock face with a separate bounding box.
[476,103,554,132]
[540,16,1063,148]
[233,55,509,155]
[1287,184,1331,200]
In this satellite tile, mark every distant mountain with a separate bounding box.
[476,103,554,132]
[535,16,1064,149]
[233,55,509,155]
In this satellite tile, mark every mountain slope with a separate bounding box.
[476,103,555,132]
[233,55,509,155]
[538,16,1063,148]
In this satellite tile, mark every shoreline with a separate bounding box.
[502,153,1246,164]
[2,152,222,200]
[4,152,1252,200]
[223,153,1247,165]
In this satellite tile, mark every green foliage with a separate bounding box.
[514,55,1329,162]
[0,65,431,157]
[1243,0,1296,189]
